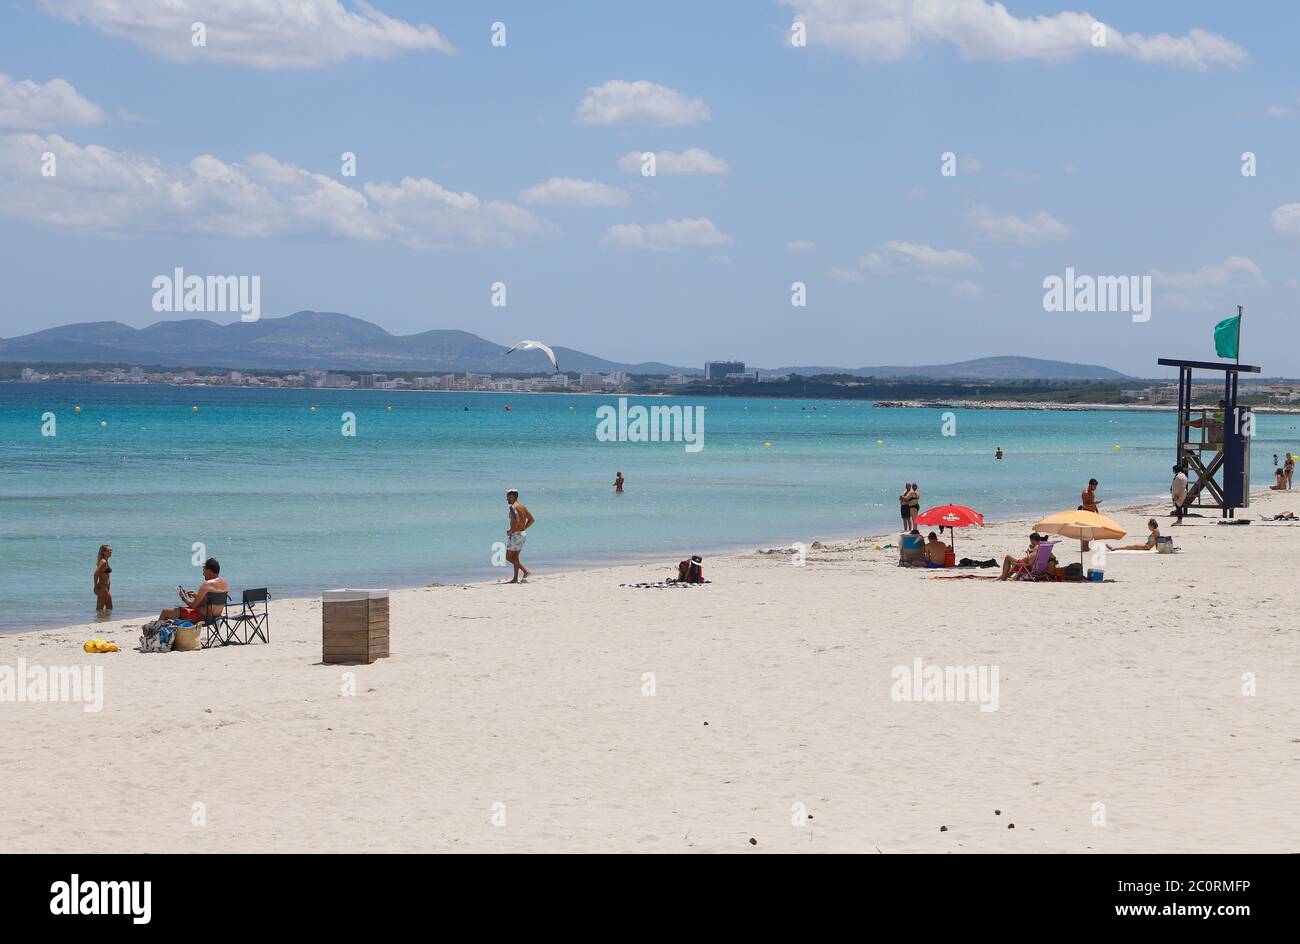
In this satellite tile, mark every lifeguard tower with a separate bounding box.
[1155,357,1258,518]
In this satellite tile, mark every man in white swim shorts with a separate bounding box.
[505,489,535,583]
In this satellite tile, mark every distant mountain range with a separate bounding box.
[0,311,1130,380]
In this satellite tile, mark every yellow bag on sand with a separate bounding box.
[83,639,119,653]
[173,625,200,652]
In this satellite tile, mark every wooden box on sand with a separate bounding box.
[321,589,389,664]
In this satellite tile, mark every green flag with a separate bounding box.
[1214,315,1240,359]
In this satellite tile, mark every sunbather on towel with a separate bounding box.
[160,557,227,622]
[1107,519,1160,551]
[999,533,1055,581]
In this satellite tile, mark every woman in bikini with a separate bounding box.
[1107,519,1161,552]
[93,544,113,613]
[909,483,921,526]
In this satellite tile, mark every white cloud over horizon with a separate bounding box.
[0,133,546,249]
[519,177,629,207]
[616,147,729,175]
[780,0,1248,71]
[1150,255,1262,311]
[970,207,1071,243]
[1271,203,1300,237]
[39,0,455,68]
[602,217,731,251]
[577,80,710,126]
[0,74,106,129]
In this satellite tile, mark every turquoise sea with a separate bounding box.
[2,383,1296,632]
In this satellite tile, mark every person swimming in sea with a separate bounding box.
[93,544,113,613]
[995,447,1003,460]
[613,471,624,494]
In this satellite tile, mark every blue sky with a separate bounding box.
[1,1,1297,376]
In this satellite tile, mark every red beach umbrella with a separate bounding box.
[913,504,985,555]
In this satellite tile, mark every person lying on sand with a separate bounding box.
[1107,519,1161,551]
[923,532,949,567]
[999,533,1056,581]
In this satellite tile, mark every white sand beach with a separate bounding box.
[3,489,1297,854]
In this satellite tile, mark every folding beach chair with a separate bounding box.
[225,588,271,645]
[898,533,925,567]
[197,591,233,648]
[1012,541,1058,581]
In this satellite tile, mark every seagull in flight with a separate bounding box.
[506,339,560,372]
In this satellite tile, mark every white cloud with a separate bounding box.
[959,155,983,173]
[0,74,105,128]
[617,147,729,175]
[1272,204,1300,237]
[780,0,1246,71]
[0,133,543,249]
[1149,256,1262,312]
[826,266,865,283]
[826,242,973,286]
[39,0,455,68]
[519,177,628,207]
[786,239,817,252]
[1267,104,1293,117]
[1150,256,1262,290]
[363,177,547,249]
[949,280,984,300]
[970,207,1071,243]
[602,217,731,251]
[577,80,710,126]
[882,240,977,270]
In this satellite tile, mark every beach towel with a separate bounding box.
[618,579,712,587]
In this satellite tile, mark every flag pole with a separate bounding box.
[1235,304,1242,366]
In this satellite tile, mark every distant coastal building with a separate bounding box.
[705,360,745,381]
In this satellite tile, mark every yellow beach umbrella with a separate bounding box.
[1034,510,1126,567]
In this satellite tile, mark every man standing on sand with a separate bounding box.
[1082,479,1101,513]
[1171,465,1189,525]
[505,489,535,583]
